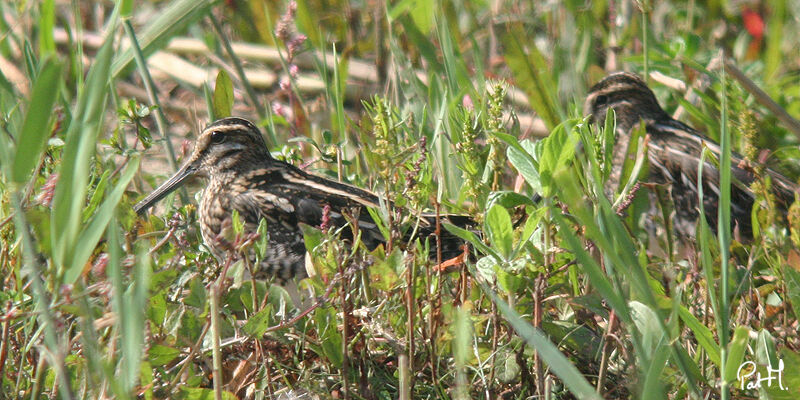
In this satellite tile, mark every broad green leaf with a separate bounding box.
[641,334,669,399]
[485,204,513,259]
[148,345,180,367]
[212,70,233,119]
[443,222,501,261]
[241,307,274,338]
[314,307,343,368]
[120,0,134,18]
[755,329,780,370]
[184,278,207,309]
[231,209,243,234]
[763,349,800,398]
[506,145,542,193]
[389,0,434,34]
[147,292,167,326]
[486,191,537,210]
[539,122,579,196]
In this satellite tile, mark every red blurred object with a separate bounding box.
[742,8,765,40]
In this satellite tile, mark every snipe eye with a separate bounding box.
[595,94,608,106]
[210,131,226,144]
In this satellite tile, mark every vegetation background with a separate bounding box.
[1,0,800,399]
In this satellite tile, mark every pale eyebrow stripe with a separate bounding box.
[202,123,251,134]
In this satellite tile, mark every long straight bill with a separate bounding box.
[133,164,196,215]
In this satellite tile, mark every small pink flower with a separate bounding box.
[92,253,109,279]
[36,173,59,207]
[287,35,307,57]
[320,204,332,232]
[279,77,291,91]
[462,95,474,111]
[272,102,287,117]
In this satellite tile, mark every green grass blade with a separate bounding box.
[38,0,55,55]
[295,0,323,49]
[12,193,74,399]
[723,326,749,384]
[551,212,631,325]
[65,156,139,284]
[12,57,61,185]
[105,218,133,399]
[502,25,562,130]
[50,19,117,274]
[717,62,733,400]
[111,0,214,77]
[475,272,603,400]
[122,245,151,392]
[679,305,721,366]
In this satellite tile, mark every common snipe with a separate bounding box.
[584,72,798,239]
[134,117,473,282]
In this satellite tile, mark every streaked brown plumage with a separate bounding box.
[134,117,472,282]
[584,72,798,239]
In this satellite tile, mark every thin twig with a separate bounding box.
[264,272,340,333]
[596,311,618,395]
[147,226,176,255]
